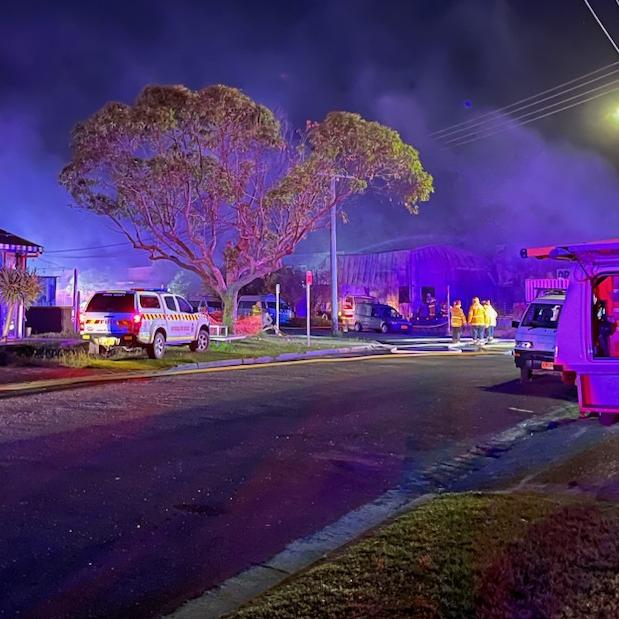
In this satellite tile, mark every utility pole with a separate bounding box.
[330,176,340,336]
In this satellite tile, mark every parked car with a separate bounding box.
[353,302,412,334]
[80,289,210,359]
[512,290,566,382]
[238,295,294,325]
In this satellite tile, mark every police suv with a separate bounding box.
[80,289,211,359]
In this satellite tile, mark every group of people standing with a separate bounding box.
[450,297,498,345]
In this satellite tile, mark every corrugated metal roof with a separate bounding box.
[0,229,43,254]
[314,244,489,287]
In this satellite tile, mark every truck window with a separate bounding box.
[176,297,194,313]
[521,303,562,329]
[163,296,177,311]
[592,275,619,358]
[139,295,161,309]
[86,293,135,313]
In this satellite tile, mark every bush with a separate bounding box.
[235,315,263,335]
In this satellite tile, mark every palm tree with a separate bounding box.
[0,267,41,339]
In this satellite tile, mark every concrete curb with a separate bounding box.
[164,493,437,619]
[167,345,392,373]
[0,343,507,398]
[0,345,392,398]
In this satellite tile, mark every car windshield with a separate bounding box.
[86,293,135,313]
[521,303,562,329]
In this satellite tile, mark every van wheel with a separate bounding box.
[381,323,389,334]
[147,331,166,359]
[190,328,210,352]
[354,322,362,332]
[520,366,533,383]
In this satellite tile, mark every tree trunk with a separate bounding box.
[221,288,239,334]
[2,303,14,340]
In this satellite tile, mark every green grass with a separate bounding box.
[54,335,359,372]
[231,493,619,619]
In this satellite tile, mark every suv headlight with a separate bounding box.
[516,341,533,349]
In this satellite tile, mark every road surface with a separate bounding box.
[0,354,574,618]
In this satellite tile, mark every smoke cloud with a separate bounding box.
[1,0,617,283]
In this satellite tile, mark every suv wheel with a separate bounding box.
[520,365,533,383]
[147,331,166,359]
[190,328,210,352]
[380,323,389,334]
[354,322,362,332]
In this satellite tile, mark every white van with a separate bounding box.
[513,290,566,382]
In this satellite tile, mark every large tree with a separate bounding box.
[60,84,433,328]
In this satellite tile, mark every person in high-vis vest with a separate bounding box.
[483,299,498,343]
[450,300,467,344]
[468,297,486,345]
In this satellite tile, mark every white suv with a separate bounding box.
[81,289,211,359]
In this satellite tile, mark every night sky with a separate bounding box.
[1,0,619,282]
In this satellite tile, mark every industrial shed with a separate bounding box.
[316,244,496,318]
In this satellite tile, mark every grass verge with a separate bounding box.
[231,492,619,619]
[54,335,365,372]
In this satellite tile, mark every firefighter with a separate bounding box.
[426,293,437,321]
[450,299,466,344]
[468,297,486,345]
[483,299,498,343]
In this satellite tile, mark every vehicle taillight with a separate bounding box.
[132,313,143,333]
[79,318,85,332]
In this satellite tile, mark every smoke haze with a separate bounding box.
[1,0,618,281]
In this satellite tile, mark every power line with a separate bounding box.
[37,257,69,270]
[430,61,619,137]
[435,65,619,140]
[43,253,129,260]
[583,0,619,55]
[443,78,619,146]
[446,84,619,147]
[46,241,131,254]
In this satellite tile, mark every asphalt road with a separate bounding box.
[0,354,575,619]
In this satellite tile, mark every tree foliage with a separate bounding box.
[60,84,433,327]
[0,267,41,338]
